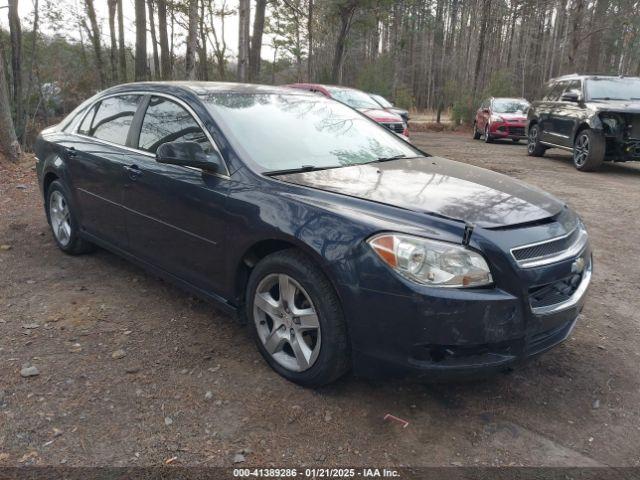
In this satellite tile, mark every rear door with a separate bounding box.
[121,94,231,295]
[68,94,142,248]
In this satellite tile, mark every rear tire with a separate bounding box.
[246,249,350,387]
[46,180,94,255]
[527,123,546,157]
[472,122,481,140]
[573,129,605,172]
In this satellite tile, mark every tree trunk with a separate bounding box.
[185,0,198,80]
[85,0,106,89]
[307,0,313,81]
[108,0,118,82]
[117,0,127,81]
[331,0,358,84]
[472,0,492,99]
[22,0,39,146]
[148,0,161,79]
[8,0,23,141]
[198,0,209,80]
[248,0,266,82]
[0,32,21,160]
[156,0,171,79]
[134,0,147,81]
[237,0,250,82]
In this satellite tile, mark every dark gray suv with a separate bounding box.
[526,75,640,171]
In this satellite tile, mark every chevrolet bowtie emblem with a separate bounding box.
[572,257,586,274]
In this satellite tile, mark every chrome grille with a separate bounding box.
[511,226,588,268]
[382,122,404,134]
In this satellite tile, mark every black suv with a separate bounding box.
[526,75,640,171]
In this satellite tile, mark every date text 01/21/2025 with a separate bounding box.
[232,468,401,478]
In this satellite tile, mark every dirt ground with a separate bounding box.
[1,131,639,468]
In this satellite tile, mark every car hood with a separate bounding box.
[497,112,527,121]
[277,157,565,228]
[587,100,640,114]
[358,108,404,123]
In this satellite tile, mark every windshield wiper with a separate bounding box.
[263,165,337,176]
[370,154,408,163]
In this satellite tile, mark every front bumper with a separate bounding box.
[490,121,527,139]
[340,242,592,381]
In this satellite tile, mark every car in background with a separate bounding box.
[286,83,409,138]
[473,97,530,143]
[527,74,640,171]
[369,93,409,123]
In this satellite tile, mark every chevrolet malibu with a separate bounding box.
[35,82,592,387]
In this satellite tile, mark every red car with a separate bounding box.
[473,97,530,143]
[286,83,409,138]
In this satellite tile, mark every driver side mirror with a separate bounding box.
[156,141,224,174]
[561,90,580,102]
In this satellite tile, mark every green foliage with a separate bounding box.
[451,94,475,126]
[393,87,414,110]
[354,56,392,97]
[482,70,518,98]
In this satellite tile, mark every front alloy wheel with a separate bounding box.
[253,273,321,372]
[573,129,605,171]
[527,124,545,156]
[247,250,349,387]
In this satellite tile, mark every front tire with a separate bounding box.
[472,122,481,140]
[246,249,350,387]
[573,129,605,171]
[46,180,94,255]
[484,125,493,143]
[527,124,546,156]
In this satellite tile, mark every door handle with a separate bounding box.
[124,164,143,180]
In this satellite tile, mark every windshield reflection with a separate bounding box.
[202,93,418,171]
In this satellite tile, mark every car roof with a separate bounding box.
[101,81,317,97]
[491,97,529,102]
[549,74,640,82]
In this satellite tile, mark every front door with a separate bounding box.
[548,80,583,148]
[122,95,231,296]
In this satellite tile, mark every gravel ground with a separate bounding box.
[0,131,639,468]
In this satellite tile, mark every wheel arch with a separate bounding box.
[231,236,344,318]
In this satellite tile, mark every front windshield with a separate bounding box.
[326,87,382,110]
[371,94,393,108]
[586,77,640,101]
[202,93,419,172]
[492,99,529,114]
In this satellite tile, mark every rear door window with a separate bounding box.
[80,95,141,145]
[137,96,214,154]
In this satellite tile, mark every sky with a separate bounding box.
[0,0,273,58]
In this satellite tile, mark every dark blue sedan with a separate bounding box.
[35,82,592,386]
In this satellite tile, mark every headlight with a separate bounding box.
[490,114,504,122]
[368,233,493,288]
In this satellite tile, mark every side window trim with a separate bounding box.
[72,91,230,177]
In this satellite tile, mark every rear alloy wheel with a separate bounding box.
[573,129,605,171]
[527,124,546,157]
[46,180,94,255]
[472,122,481,140]
[484,125,493,143]
[247,250,349,387]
